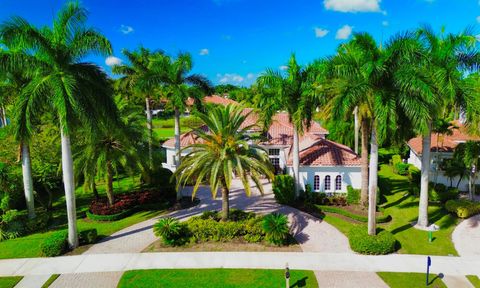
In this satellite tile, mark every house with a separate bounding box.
[407,123,480,190]
[184,95,239,113]
[162,108,362,194]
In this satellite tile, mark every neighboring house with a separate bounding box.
[184,95,239,113]
[407,123,480,191]
[162,108,362,193]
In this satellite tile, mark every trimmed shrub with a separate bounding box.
[41,230,68,257]
[229,209,255,221]
[262,213,289,246]
[445,200,480,218]
[244,217,265,243]
[89,190,163,216]
[394,162,409,176]
[86,209,136,222]
[316,205,391,223]
[25,212,51,233]
[348,226,397,255]
[346,186,360,205]
[79,229,97,245]
[153,218,189,246]
[429,183,457,203]
[199,210,220,221]
[391,154,402,167]
[272,175,295,204]
[408,165,421,185]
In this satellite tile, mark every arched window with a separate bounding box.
[335,175,342,191]
[313,175,320,191]
[324,175,331,191]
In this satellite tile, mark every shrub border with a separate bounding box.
[316,205,391,223]
[86,208,136,222]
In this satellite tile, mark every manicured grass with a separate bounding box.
[41,274,59,288]
[320,164,458,256]
[0,176,166,259]
[153,127,189,139]
[467,275,480,288]
[0,277,23,288]
[377,272,447,288]
[118,269,318,288]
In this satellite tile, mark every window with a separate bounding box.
[324,175,331,191]
[314,175,320,191]
[269,149,280,156]
[335,175,342,190]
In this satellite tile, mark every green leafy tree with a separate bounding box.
[0,2,116,248]
[174,104,274,221]
[454,141,480,200]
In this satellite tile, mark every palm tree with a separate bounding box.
[0,2,117,248]
[415,26,479,228]
[257,54,314,196]
[74,96,147,206]
[174,104,274,221]
[329,32,435,235]
[432,119,457,184]
[148,52,213,200]
[440,158,466,188]
[454,141,480,200]
[111,47,164,167]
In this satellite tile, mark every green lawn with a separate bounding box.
[0,277,22,288]
[377,272,447,288]
[152,127,190,139]
[467,275,480,288]
[118,269,318,288]
[0,176,166,259]
[321,164,458,256]
[41,274,59,288]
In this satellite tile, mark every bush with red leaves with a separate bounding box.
[89,190,161,215]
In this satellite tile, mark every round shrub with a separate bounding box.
[348,226,397,255]
[41,230,68,257]
[272,175,295,204]
[153,218,189,246]
[79,229,98,245]
[346,186,360,205]
[445,200,480,218]
[262,213,289,246]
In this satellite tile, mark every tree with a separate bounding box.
[0,2,116,248]
[148,52,213,200]
[432,119,457,184]
[329,32,435,235]
[174,104,274,221]
[415,26,479,228]
[454,141,480,200]
[439,157,466,188]
[111,47,164,167]
[257,54,316,196]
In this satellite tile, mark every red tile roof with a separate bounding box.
[407,123,479,155]
[185,95,239,106]
[287,135,361,167]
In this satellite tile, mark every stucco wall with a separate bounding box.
[288,166,361,193]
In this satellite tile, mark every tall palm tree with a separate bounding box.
[329,32,434,235]
[454,141,480,200]
[415,26,479,228]
[0,2,116,248]
[148,52,213,200]
[432,119,457,184]
[257,54,314,196]
[111,47,164,167]
[174,104,274,221]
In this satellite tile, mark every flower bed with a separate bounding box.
[88,190,162,216]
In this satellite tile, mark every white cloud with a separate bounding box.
[246,73,255,80]
[120,25,134,34]
[105,56,122,66]
[217,73,245,84]
[336,25,353,40]
[382,21,389,27]
[279,65,288,71]
[324,0,382,13]
[314,27,329,38]
[199,48,209,56]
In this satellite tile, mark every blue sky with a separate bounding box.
[1,0,479,86]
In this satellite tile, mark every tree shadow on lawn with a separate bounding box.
[290,276,309,288]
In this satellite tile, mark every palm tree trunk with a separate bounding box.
[292,125,300,197]
[417,122,432,228]
[367,124,378,236]
[354,106,359,154]
[469,173,473,200]
[91,181,99,200]
[360,119,369,207]
[1,105,7,126]
[60,129,79,249]
[174,107,182,201]
[221,185,230,221]
[145,97,153,168]
[21,143,36,219]
[106,161,114,206]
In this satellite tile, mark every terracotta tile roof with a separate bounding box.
[287,137,361,167]
[162,126,208,148]
[407,123,480,155]
[185,95,239,106]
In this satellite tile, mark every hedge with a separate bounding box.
[272,175,295,204]
[79,229,98,245]
[41,230,68,257]
[346,186,360,205]
[86,208,136,222]
[316,205,391,223]
[348,226,397,255]
[445,200,480,218]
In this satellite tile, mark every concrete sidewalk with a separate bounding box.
[3,252,480,277]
